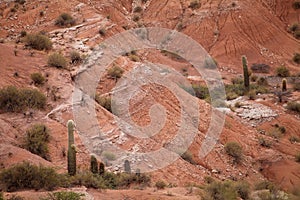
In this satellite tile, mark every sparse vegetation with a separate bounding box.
[41,191,84,200]
[95,95,112,112]
[0,162,59,192]
[0,86,46,112]
[155,180,167,189]
[189,0,201,9]
[287,101,300,113]
[289,136,300,143]
[293,53,300,64]
[24,33,52,51]
[15,0,26,4]
[258,137,272,148]
[24,124,50,160]
[31,72,45,85]
[276,66,290,77]
[107,65,124,80]
[70,51,82,64]
[292,0,300,9]
[55,13,75,27]
[133,6,143,13]
[99,28,106,36]
[224,142,243,163]
[180,150,196,165]
[48,52,67,69]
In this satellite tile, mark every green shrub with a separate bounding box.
[235,181,250,200]
[256,77,268,86]
[101,151,116,161]
[294,30,300,39]
[231,77,244,85]
[99,28,106,36]
[15,0,26,4]
[107,65,124,79]
[189,0,201,9]
[276,66,290,77]
[20,30,27,37]
[95,95,112,112]
[295,152,300,162]
[70,171,105,189]
[41,191,84,200]
[255,180,277,192]
[224,142,243,163]
[225,84,245,100]
[133,6,143,13]
[289,23,299,32]
[205,181,238,200]
[55,13,75,27]
[287,101,300,113]
[248,90,256,100]
[31,72,45,85]
[0,162,60,192]
[24,124,50,160]
[70,51,81,64]
[292,0,300,9]
[0,86,46,112]
[25,33,52,50]
[0,192,3,200]
[180,150,196,164]
[293,53,300,64]
[258,137,272,148]
[132,15,140,22]
[48,53,67,69]
[155,180,166,189]
[289,136,300,143]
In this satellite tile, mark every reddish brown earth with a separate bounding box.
[0,0,299,199]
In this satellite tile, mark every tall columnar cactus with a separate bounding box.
[242,56,250,91]
[124,160,131,173]
[67,120,76,176]
[282,78,287,91]
[90,155,98,174]
[99,162,105,175]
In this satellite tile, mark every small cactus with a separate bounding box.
[282,78,287,91]
[99,162,105,175]
[67,120,76,176]
[90,155,98,174]
[124,160,131,173]
[242,56,250,91]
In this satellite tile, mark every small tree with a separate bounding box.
[242,56,250,91]
[90,155,98,174]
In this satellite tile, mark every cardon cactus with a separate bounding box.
[67,120,76,176]
[282,78,287,91]
[242,56,250,91]
[124,160,131,173]
[90,155,98,174]
[99,162,105,175]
